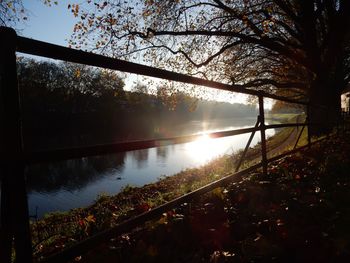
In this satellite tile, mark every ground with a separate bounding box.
[76,129,350,263]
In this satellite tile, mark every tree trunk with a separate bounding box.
[308,75,341,137]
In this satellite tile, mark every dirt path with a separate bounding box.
[267,114,304,158]
[241,115,303,166]
[267,126,299,158]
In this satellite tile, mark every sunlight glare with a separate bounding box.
[184,125,275,166]
[185,134,227,164]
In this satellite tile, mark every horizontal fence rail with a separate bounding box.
[18,122,310,164]
[0,26,327,263]
[265,123,307,130]
[41,163,261,263]
[41,137,327,263]
[23,127,259,164]
[16,35,307,106]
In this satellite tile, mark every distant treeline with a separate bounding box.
[18,59,257,150]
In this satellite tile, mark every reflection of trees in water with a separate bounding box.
[130,149,149,169]
[156,147,168,162]
[26,152,126,193]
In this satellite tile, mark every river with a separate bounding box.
[26,117,275,218]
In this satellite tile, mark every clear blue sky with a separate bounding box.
[20,0,78,45]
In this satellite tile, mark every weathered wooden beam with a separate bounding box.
[15,33,307,106]
[0,27,33,263]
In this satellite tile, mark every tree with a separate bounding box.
[0,0,57,28]
[70,0,350,135]
[18,58,126,114]
[17,58,127,149]
[0,0,26,27]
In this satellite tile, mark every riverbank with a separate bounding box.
[77,130,350,262]
[31,118,302,260]
[27,117,270,218]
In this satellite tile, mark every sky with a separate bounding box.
[17,0,267,107]
[20,0,77,46]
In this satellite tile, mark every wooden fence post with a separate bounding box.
[258,94,268,176]
[235,116,260,172]
[0,26,33,263]
[306,105,311,148]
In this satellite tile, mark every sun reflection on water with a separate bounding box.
[185,133,231,164]
[185,124,275,166]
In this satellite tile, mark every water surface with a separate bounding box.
[27,118,274,218]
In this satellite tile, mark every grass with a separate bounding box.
[80,129,350,262]
[29,114,307,261]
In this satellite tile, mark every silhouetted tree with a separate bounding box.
[17,58,126,149]
[17,58,258,149]
[70,0,350,135]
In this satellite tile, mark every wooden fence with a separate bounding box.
[0,26,311,263]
